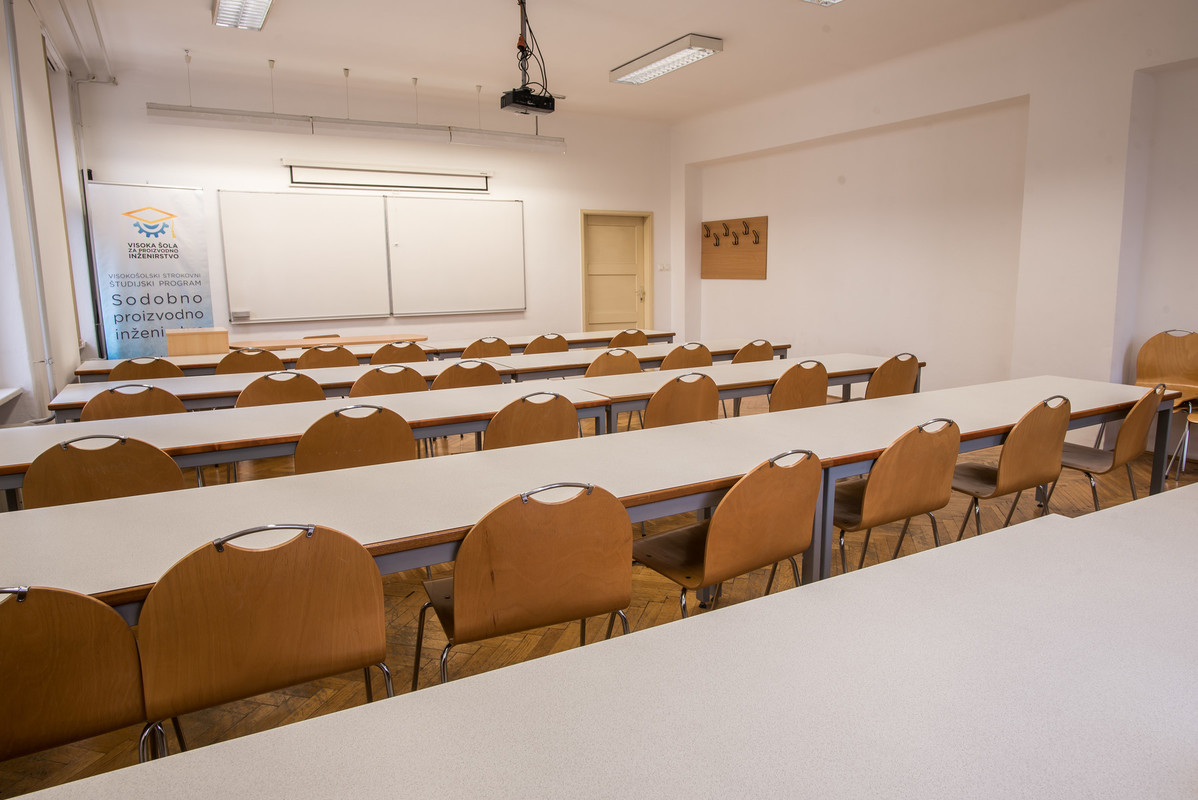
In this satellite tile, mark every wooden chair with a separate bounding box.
[608,329,648,348]
[1059,384,1165,511]
[484,392,579,450]
[732,339,773,364]
[835,418,961,572]
[461,336,511,358]
[294,343,357,369]
[953,395,1070,540]
[412,483,631,689]
[522,333,569,355]
[349,364,429,397]
[22,435,186,510]
[659,342,713,371]
[370,341,428,364]
[234,371,325,408]
[584,348,642,378]
[863,352,920,400]
[80,384,186,421]
[294,405,418,474]
[643,372,719,429]
[108,357,184,381]
[214,348,285,375]
[0,586,146,762]
[633,449,821,617]
[137,524,392,759]
[1135,330,1198,478]
[302,333,339,339]
[430,360,503,391]
[769,360,829,412]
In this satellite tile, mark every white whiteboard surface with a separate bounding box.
[219,191,391,322]
[387,197,525,316]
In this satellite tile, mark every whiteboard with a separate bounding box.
[387,196,525,316]
[219,191,391,322]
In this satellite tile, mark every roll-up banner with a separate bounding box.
[86,183,212,358]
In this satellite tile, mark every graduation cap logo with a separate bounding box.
[123,207,178,239]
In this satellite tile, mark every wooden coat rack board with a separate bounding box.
[701,216,768,280]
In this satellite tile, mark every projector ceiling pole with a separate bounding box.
[517,0,529,89]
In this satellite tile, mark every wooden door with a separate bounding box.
[581,214,650,332]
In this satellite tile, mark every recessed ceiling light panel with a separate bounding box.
[801,0,844,5]
[213,0,273,30]
[610,34,723,85]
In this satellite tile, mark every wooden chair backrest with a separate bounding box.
[22,435,186,510]
[370,341,428,364]
[452,485,631,643]
[858,419,961,529]
[137,525,386,721]
[1136,330,1198,388]
[769,360,828,412]
[659,342,713,371]
[80,384,186,422]
[0,587,145,761]
[643,372,719,429]
[349,365,429,397]
[703,450,822,586]
[1111,384,1167,469]
[234,371,325,408]
[302,333,339,339]
[993,396,1071,496]
[214,348,285,375]
[294,344,357,370]
[864,352,919,400]
[522,333,569,355]
[294,405,417,474]
[731,339,773,364]
[108,357,184,381]
[608,329,648,348]
[584,348,642,377]
[430,360,503,391]
[484,392,579,450]
[461,336,511,358]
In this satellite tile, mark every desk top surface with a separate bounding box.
[226,333,427,350]
[24,481,1198,799]
[0,376,1156,606]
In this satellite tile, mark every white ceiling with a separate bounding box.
[40,0,1083,124]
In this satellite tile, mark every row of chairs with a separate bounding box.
[103,328,664,382]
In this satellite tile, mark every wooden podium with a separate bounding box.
[166,327,229,356]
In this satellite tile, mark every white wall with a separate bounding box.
[698,100,1028,390]
[669,0,1198,388]
[77,66,672,345]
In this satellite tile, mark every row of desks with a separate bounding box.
[4,355,880,491]
[0,375,1171,622]
[28,482,1195,799]
[75,329,679,380]
[51,340,792,421]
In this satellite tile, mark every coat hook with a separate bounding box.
[703,224,711,238]
[722,223,729,236]
[713,233,720,247]
[731,231,740,245]
[742,221,749,235]
[752,230,760,244]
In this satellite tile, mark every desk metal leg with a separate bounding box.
[806,472,831,583]
[1150,405,1172,494]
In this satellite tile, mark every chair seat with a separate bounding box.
[951,462,1001,499]
[422,577,457,643]
[631,522,710,590]
[1059,441,1116,475]
[830,476,868,530]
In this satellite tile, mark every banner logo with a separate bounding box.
[123,206,178,239]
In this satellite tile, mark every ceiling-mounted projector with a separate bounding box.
[501,87,555,115]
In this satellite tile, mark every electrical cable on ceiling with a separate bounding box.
[515,0,550,97]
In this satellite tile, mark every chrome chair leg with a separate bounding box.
[1037,484,1053,517]
[679,587,688,619]
[579,617,586,647]
[170,717,187,752]
[604,609,629,638]
[137,722,160,763]
[928,512,941,547]
[1126,463,1138,501]
[367,662,394,699]
[788,556,800,587]
[956,498,981,541]
[411,600,432,691]
[856,528,874,571]
[765,561,779,594]
[1002,490,1024,527]
[1086,472,1101,512]
[839,529,848,574]
[439,643,452,685]
[890,518,913,561]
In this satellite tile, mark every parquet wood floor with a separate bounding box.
[2,396,1194,798]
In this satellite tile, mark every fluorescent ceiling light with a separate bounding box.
[610,34,723,85]
[146,103,312,133]
[450,127,566,154]
[801,0,844,5]
[213,0,273,30]
[311,117,450,143]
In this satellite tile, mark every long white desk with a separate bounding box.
[0,382,609,491]
[22,483,1198,800]
[49,358,511,421]
[74,330,679,381]
[0,376,1168,621]
[493,338,791,381]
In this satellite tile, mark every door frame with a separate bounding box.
[579,210,654,330]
